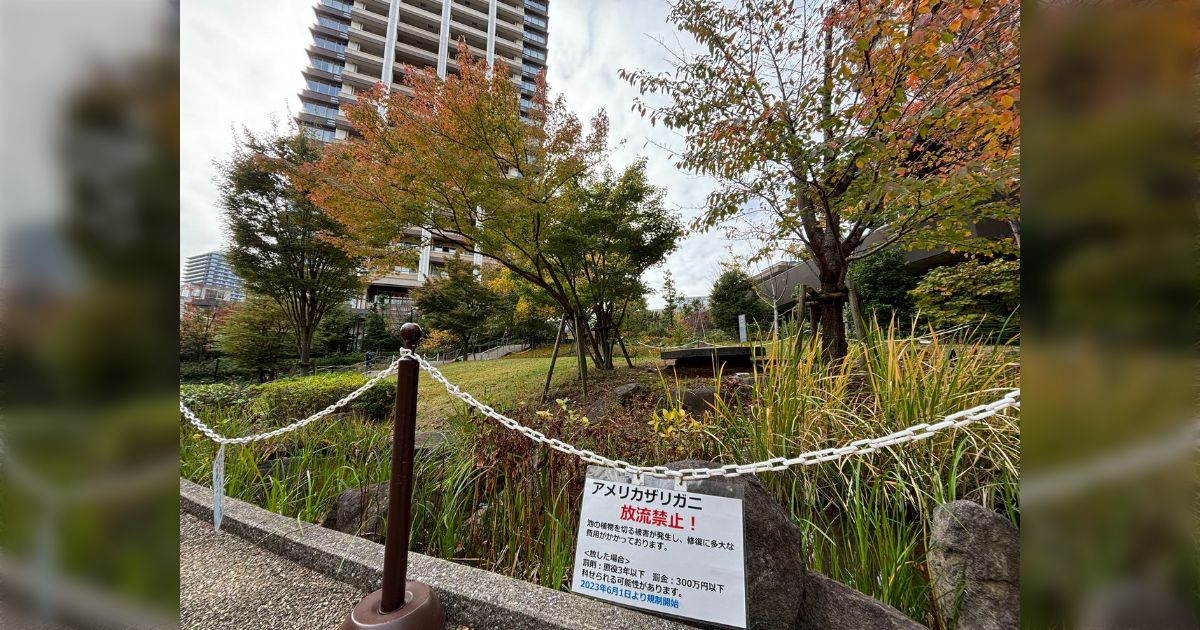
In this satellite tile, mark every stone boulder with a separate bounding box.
[666,460,805,630]
[324,483,389,542]
[670,386,717,418]
[612,382,643,404]
[584,383,644,423]
[414,430,448,456]
[584,396,623,424]
[928,500,1019,630]
[798,571,927,630]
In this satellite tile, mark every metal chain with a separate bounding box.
[405,349,1021,481]
[179,356,403,445]
[178,349,1020,480]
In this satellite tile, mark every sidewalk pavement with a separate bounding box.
[181,511,466,630]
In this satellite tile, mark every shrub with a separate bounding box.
[180,382,252,411]
[911,258,1020,335]
[848,250,918,326]
[247,372,396,422]
[709,269,771,337]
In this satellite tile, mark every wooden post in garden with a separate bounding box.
[341,323,445,630]
[846,276,866,340]
[573,314,589,397]
[541,315,567,400]
[616,333,634,368]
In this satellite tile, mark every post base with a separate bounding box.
[340,582,445,630]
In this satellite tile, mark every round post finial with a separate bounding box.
[399,322,423,350]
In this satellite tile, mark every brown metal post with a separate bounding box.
[341,322,445,630]
[380,326,419,613]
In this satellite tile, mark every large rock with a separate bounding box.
[670,386,717,418]
[928,500,1019,630]
[414,430,448,455]
[611,382,643,404]
[584,396,624,424]
[324,483,389,542]
[584,383,644,423]
[666,460,805,630]
[798,571,927,630]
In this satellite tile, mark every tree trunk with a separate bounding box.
[816,297,848,360]
[582,309,616,371]
[297,325,315,376]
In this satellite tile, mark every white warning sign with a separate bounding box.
[570,475,747,628]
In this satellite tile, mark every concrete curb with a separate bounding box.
[180,478,697,630]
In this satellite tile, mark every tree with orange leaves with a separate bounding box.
[307,43,680,374]
[621,0,1019,359]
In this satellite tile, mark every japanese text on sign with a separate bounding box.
[571,477,747,628]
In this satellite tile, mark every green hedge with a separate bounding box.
[247,372,396,422]
[180,382,253,411]
[910,258,1019,335]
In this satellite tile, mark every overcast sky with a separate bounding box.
[180,0,766,307]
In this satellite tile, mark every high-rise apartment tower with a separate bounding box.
[298,0,549,143]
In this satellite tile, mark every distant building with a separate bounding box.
[749,219,1017,315]
[181,251,245,312]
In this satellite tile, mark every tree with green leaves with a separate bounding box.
[911,258,1019,335]
[621,0,1019,359]
[413,260,505,360]
[660,271,680,327]
[309,44,680,372]
[848,250,918,327]
[216,296,294,382]
[709,269,772,338]
[361,302,396,352]
[552,162,681,368]
[220,128,364,375]
[314,303,358,355]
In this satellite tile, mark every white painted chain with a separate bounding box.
[179,356,404,445]
[404,349,1021,481]
[178,349,1019,480]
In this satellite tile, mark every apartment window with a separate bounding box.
[522,62,542,77]
[306,78,341,96]
[434,245,456,254]
[523,46,546,62]
[303,101,340,119]
[521,79,537,93]
[524,0,548,13]
[524,13,547,28]
[322,0,353,11]
[393,265,416,274]
[520,96,533,110]
[310,56,344,75]
[524,29,546,45]
[314,37,346,53]
[302,126,336,142]
[318,16,350,33]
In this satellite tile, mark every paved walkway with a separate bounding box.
[181,512,469,630]
[181,512,366,630]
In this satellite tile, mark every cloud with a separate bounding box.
[180,0,763,306]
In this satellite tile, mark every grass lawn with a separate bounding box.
[415,355,659,428]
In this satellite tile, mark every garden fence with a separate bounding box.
[178,347,1021,528]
